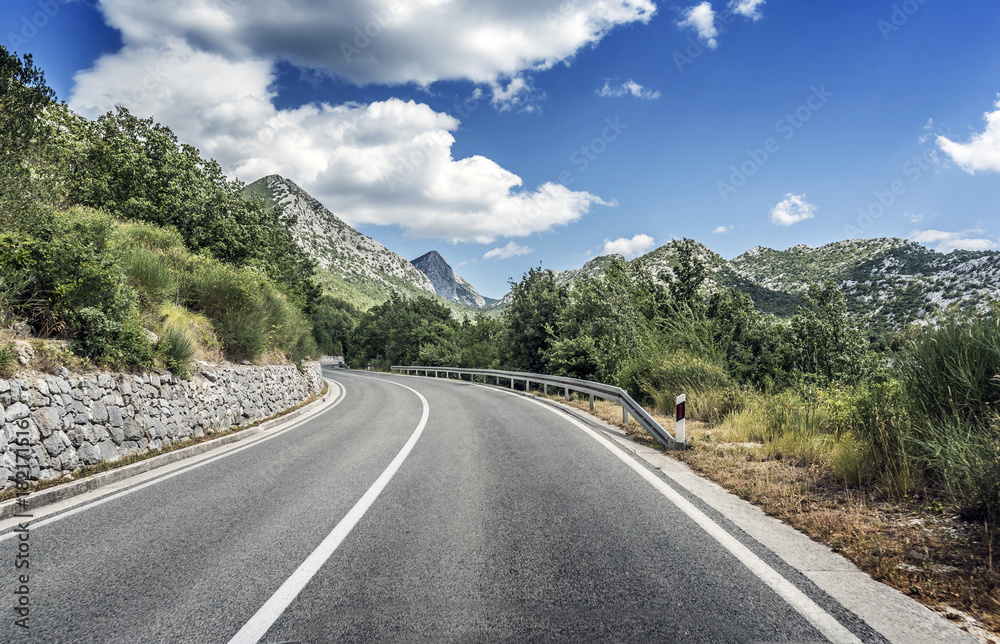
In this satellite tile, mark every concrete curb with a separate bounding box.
[0,379,337,521]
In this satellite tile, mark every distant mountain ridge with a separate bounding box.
[410,251,493,308]
[550,238,1000,333]
[245,174,1000,332]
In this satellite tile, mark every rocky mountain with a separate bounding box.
[247,175,474,312]
[410,251,493,309]
[732,239,1000,332]
[551,238,1000,334]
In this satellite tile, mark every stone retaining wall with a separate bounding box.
[0,361,323,489]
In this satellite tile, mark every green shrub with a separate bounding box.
[120,246,178,304]
[0,342,17,378]
[157,323,195,378]
[113,220,185,252]
[633,350,733,403]
[900,310,1000,427]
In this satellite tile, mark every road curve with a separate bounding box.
[0,368,965,642]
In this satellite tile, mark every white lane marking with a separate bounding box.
[228,376,430,644]
[502,389,864,644]
[0,380,347,542]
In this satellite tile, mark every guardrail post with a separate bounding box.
[589,393,594,411]
[543,383,547,395]
[564,386,569,401]
[510,377,514,390]
[676,394,686,446]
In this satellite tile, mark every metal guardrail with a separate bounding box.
[390,366,684,450]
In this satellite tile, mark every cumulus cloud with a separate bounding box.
[770,193,816,226]
[484,242,533,261]
[910,229,997,252]
[94,0,655,90]
[937,96,1000,174]
[728,0,766,21]
[712,225,734,234]
[678,2,718,49]
[601,234,655,258]
[70,40,610,243]
[596,80,661,100]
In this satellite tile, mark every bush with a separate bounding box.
[157,323,196,378]
[900,310,1000,427]
[0,342,17,378]
[625,349,733,405]
[120,246,178,304]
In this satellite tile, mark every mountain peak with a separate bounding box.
[411,251,487,308]
[413,250,447,264]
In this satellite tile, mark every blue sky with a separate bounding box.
[4,0,1000,298]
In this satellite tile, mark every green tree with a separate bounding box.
[705,289,795,391]
[791,281,871,384]
[458,314,501,369]
[666,238,707,306]
[547,258,656,382]
[350,293,460,368]
[1,46,57,225]
[500,268,568,373]
[310,295,358,356]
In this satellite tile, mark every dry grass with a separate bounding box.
[534,389,1000,642]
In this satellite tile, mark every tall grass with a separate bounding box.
[180,260,316,363]
[885,310,1000,526]
[120,246,177,304]
[157,323,195,378]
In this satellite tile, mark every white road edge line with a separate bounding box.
[228,376,430,644]
[509,389,864,644]
[0,380,347,542]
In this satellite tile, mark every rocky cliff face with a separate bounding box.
[410,250,487,308]
[246,175,436,307]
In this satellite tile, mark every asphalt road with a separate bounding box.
[0,369,905,642]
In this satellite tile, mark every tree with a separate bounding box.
[547,258,656,382]
[458,314,501,369]
[666,238,707,306]
[1,46,57,224]
[310,295,358,356]
[791,281,871,384]
[350,293,460,368]
[500,268,568,373]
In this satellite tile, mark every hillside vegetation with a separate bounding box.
[0,47,324,376]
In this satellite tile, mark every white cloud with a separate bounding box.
[94,0,655,89]
[484,241,534,260]
[678,3,718,49]
[712,225,734,234]
[597,80,661,100]
[770,193,816,226]
[910,229,997,252]
[70,40,611,244]
[907,212,925,223]
[489,75,544,113]
[937,96,1000,174]
[601,234,655,258]
[728,0,766,21]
